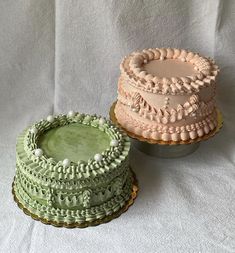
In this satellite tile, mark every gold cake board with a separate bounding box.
[110,101,223,157]
[12,170,138,229]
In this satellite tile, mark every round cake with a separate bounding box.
[13,112,134,226]
[115,48,220,142]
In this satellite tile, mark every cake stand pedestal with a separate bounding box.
[131,139,200,158]
[109,102,223,158]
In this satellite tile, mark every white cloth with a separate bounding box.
[0,0,235,252]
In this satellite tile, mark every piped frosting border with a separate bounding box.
[21,112,130,183]
[120,48,219,95]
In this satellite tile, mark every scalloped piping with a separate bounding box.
[115,101,218,141]
[120,48,219,95]
[15,165,130,208]
[17,113,130,181]
[13,174,132,224]
[118,80,215,126]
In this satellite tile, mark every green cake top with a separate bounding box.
[17,111,130,184]
[38,123,111,163]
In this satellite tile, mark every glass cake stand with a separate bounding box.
[109,102,223,158]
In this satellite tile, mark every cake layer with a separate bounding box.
[116,48,219,142]
[14,112,132,224]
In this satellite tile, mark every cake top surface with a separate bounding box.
[143,59,197,78]
[17,112,130,181]
[120,48,219,95]
[39,123,111,162]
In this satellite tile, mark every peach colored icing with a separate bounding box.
[143,59,197,78]
[115,48,219,142]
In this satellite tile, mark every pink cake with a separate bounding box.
[114,48,220,142]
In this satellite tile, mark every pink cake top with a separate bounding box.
[120,48,219,95]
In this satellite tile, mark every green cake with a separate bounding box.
[13,111,135,227]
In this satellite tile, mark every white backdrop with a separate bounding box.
[0,1,235,252]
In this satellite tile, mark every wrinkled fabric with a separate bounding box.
[0,0,234,252]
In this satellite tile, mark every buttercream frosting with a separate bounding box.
[13,112,133,224]
[115,48,219,142]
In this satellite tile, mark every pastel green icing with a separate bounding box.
[38,123,111,162]
[13,112,133,225]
